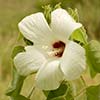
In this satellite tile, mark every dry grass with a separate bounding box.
[0,78,10,100]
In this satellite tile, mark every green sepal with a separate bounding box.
[42,3,61,25]
[68,8,79,22]
[6,67,26,96]
[17,32,33,45]
[11,46,25,59]
[85,40,100,78]
[86,84,100,100]
[42,5,52,24]
[23,38,33,45]
[54,2,61,9]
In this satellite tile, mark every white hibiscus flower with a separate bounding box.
[14,8,86,90]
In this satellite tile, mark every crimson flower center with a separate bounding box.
[52,41,65,57]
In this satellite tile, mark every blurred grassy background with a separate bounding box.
[0,0,100,100]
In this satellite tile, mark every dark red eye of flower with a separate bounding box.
[53,41,65,48]
[52,41,65,57]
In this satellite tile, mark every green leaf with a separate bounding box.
[68,8,79,22]
[68,8,88,46]
[44,83,74,100]
[44,78,87,100]
[11,95,30,100]
[88,65,97,78]
[11,46,25,59]
[70,28,88,45]
[86,84,100,100]
[85,40,100,77]
[43,91,50,97]
[6,68,26,97]
[46,83,68,100]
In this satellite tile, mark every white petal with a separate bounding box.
[35,60,64,90]
[14,46,46,76]
[61,41,86,80]
[51,8,82,42]
[18,12,56,44]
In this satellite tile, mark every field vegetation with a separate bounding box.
[0,0,100,100]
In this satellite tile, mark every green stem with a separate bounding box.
[81,76,87,87]
[6,67,26,97]
[27,85,35,99]
[73,87,86,98]
[72,76,87,98]
[68,77,87,99]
